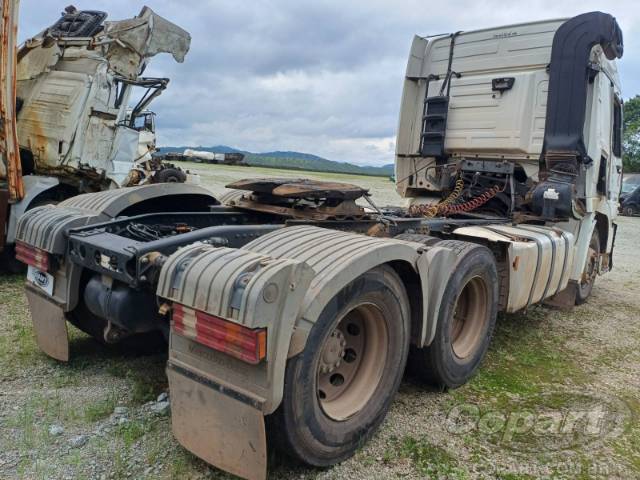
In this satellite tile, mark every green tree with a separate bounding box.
[623,95,640,172]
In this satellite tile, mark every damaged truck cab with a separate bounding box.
[13,11,624,480]
[1,3,192,266]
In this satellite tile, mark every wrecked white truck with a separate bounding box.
[12,11,624,480]
[0,3,192,270]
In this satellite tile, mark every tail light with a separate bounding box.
[15,241,50,271]
[172,304,267,365]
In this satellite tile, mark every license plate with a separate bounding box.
[27,265,55,296]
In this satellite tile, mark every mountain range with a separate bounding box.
[157,145,395,177]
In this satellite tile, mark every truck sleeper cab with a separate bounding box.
[13,11,623,480]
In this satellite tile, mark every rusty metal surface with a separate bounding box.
[0,0,23,200]
[227,178,368,200]
[102,6,190,79]
[168,365,267,480]
[0,187,8,250]
[14,7,191,188]
[231,194,367,221]
[25,286,69,361]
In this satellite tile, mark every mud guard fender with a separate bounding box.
[241,226,438,355]
[568,214,597,281]
[25,286,69,361]
[5,175,59,244]
[157,243,315,413]
[418,245,459,347]
[15,182,217,254]
[159,243,314,480]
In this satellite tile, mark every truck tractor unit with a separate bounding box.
[13,12,623,480]
[0,3,192,271]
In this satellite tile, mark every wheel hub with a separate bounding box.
[319,330,346,373]
[316,305,388,421]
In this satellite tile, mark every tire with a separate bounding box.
[0,245,26,274]
[155,168,186,184]
[623,205,636,216]
[575,228,601,305]
[271,265,411,467]
[411,240,498,389]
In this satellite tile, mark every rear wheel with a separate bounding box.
[271,265,411,466]
[411,241,498,389]
[155,168,186,184]
[623,205,637,216]
[0,245,25,274]
[575,228,600,305]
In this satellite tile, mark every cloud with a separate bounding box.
[17,0,640,166]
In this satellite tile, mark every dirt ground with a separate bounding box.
[0,166,639,479]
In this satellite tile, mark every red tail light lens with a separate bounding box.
[172,304,267,365]
[15,241,50,271]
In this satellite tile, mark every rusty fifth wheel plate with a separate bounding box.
[226,178,369,200]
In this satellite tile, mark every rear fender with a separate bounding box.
[417,245,458,346]
[242,226,443,352]
[6,175,60,244]
[160,243,313,478]
[158,243,314,414]
[15,183,217,312]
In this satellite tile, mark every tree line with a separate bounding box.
[624,95,640,172]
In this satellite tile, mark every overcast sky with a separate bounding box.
[18,1,640,166]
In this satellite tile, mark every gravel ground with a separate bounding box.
[0,167,639,479]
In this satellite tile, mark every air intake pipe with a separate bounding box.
[542,11,623,169]
[532,12,623,219]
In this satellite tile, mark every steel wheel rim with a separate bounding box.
[450,276,488,359]
[580,241,599,289]
[317,303,388,421]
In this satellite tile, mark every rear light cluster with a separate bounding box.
[15,241,50,271]
[172,304,267,365]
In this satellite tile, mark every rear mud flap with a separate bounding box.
[544,281,577,309]
[167,363,267,480]
[25,287,69,361]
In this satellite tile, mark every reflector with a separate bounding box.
[173,304,266,364]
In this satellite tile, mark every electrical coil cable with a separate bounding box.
[408,176,464,218]
[409,178,505,218]
[439,183,505,215]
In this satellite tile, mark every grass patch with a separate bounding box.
[83,392,118,422]
[392,435,469,479]
[612,396,640,474]
[105,361,166,405]
[115,418,159,447]
[464,307,588,404]
[0,274,41,375]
